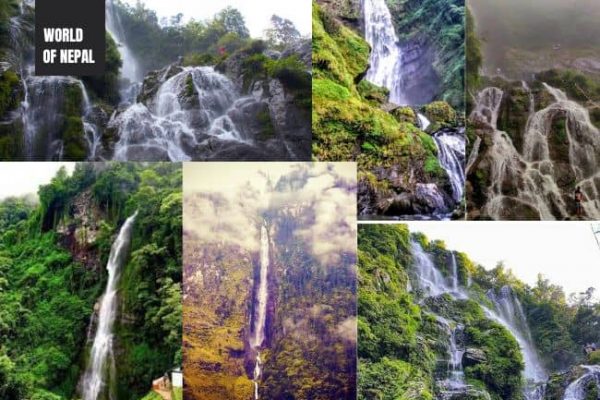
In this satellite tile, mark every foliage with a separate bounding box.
[82,33,123,105]
[265,15,302,49]
[386,0,465,110]
[112,1,256,72]
[0,163,182,399]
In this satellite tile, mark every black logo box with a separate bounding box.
[35,0,106,76]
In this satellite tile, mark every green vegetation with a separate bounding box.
[386,0,465,110]
[359,224,600,399]
[0,163,182,399]
[466,7,482,108]
[82,33,123,105]
[313,1,456,216]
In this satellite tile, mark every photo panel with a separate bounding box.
[0,162,183,399]
[312,0,466,220]
[358,221,600,399]
[183,162,357,400]
[0,0,311,161]
[466,0,600,220]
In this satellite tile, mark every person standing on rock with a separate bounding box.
[574,187,584,217]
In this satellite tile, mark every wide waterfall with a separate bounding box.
[363,0,405,104]
[109,66,255,161]
[563,366,600,400]
[410,241,547,400]
[250,223,270,400]
[470,83,600,220]
[81,212,138,400]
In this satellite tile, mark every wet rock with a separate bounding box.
[463,348,487,367]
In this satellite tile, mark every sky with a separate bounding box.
[0,163,75,200]
[122,0,311,38]
[397,221,600,298]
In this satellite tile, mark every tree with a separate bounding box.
[265,15,301,48]
[216,7,250,39]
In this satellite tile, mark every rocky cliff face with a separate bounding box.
[467,73,600,220]
[56,189,105,271]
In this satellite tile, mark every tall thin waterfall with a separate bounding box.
[363,0,406,104]
[106,0,141,85]
[250,223,270,399]
[82,212,138,400]
[484,286,547,400]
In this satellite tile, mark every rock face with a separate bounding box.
[105,41,311,161]
[56,189,105,271]
[467,79,600,220]
[316,0,364,33]
[463,348,487,367]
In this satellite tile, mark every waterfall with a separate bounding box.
[418,113,431,131]
[470,84,600,220]
[411,242,547,399]
[363,0,406,104]
[110,66,258,161]
[411,241,454,297]
[434,132,466,202]
[81,212,138,400]
[411,242,469,397]
[484,286,547,399]
[563,366,600,400]
[106,0,141,88]
[436,316,468,399]
[250,223,270,400]
[450,252,458,292]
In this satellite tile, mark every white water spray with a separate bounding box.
[82,212,138,400]
[250,223,270,399]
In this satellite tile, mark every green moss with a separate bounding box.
[256,109,275,140]
[185,74,195,98]
[357,80,389,105]
[422,101,457,126]
[391,107,417,124]
[0,70,22,117]
[313,78,351,101]
[60,84,86,160]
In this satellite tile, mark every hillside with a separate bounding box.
[0,163,182,399]
[358,224,600,399]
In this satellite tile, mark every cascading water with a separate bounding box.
[81,212,138,400]
[470,83,600,220]
[105,0,142,103]
[250,223,270,400]
[109,66,255,161]
[410,242,547,400]
[410,242,470,398]
[434,132,466,203]
[436,316,468,399]
[5,0,101,160]
[363,0,405,105]
[484,286,547,399]
[411,241,455,297]
[563,366,600,400]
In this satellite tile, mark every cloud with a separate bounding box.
[336,317,357,344]
[184,162,357,264]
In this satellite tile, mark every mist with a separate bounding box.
[469,0,600,76]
